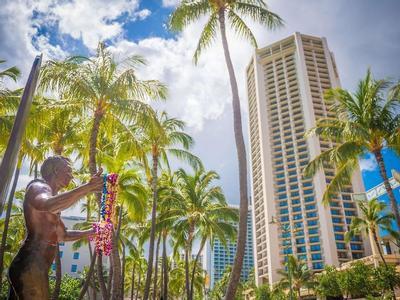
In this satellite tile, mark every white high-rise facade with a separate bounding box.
[246,33,371,285]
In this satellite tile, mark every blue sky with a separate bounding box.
[1,0,400,212]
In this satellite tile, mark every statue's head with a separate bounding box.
[40,156,73,188]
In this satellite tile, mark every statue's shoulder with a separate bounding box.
[26,179,52,197]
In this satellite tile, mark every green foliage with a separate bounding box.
[373,264,400,296]
[49,274,82,300]
[255,284,286,300]
[209,266,243,300]
[278,255,315,297]
[304,69,400,204]
[316,266,342,297]
[169,0,283,63]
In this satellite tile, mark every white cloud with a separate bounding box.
[162,0,180,8]
[49,0,142,49]
[133,9,152,21]
[359,155,378,172]
[109,19,255,131]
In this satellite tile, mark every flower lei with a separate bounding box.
[91,173,118,256]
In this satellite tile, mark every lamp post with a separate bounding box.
[270,216,294,300]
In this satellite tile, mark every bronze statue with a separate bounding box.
[7,156,103,299]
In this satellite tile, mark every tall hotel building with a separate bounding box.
[246,33,371,285]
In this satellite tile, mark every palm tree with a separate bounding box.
[168,257,206,299]
[345,198,394,266]
[40,42,166,299]
[161,167,238,300]
[304,70,400,229]
[0,59,20,104]
[127,111,201,300]
[277,255,315,300]
[169,2,283,297]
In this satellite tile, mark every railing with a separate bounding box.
[339,254,400,270]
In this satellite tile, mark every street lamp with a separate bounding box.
[270,216,294,300]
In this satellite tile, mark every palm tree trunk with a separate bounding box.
[162,233,168,300]
[79,252,98,300]
[0,166,20,291]
[111,204,124,299]
[121,239,126,297]
[135,273,141,300]
[373,149,400,229]
[143,152,159,300]
[153,234,162,300]
[111,231,123,300]
[185,247,191,300]
[51,243,62,300]
[89,110,102,176]
[89,109,107,299]
[130,263,135,300]
[97,254,109,300]
[218,9,249,300]
[189,237,206,300]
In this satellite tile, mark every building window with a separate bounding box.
[51,263,56,271]
[309,236,319,243]
[336,243,346,250]
[308,228,318,235]
[280,208,289,214]
[59,242,65,246]
[73,252,80,259]
[296,238,305,245]
[298,254,307,261]
[307,220,317,226]
[305,204,315,210]
[71,264,78,273]
[311,253,322,260]
[303,189,313,195]
[304,196,314,202]
[293,214,302,220]
[312,262,324,269]
[310,244,321,252]
[283,248,292,254]
[306,212,317,218]
[292,206,301,212]
[330,209,340,215]
[297,246,306,253]
[350,244,362,250]
[279,201,288,207]
[59,251,63,258]
[334,226,344,232]
[335,234,344,241]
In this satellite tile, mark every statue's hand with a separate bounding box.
[87,168,104,193]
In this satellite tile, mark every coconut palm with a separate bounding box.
[0,59,20,106]
[40,42,166,299]
[304,70,400,229]
[169,2,283,297]
[123,111,201,300]
[278,255,315,300]
[161,167,238,300]
[345,198,394,266]
[168,257,206,299]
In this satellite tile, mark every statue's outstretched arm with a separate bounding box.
[28,183,97,213]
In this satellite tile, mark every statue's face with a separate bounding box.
[55,161,73,188]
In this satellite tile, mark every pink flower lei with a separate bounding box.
[90,173,118,256]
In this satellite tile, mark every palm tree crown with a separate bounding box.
[304,69,400,227]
